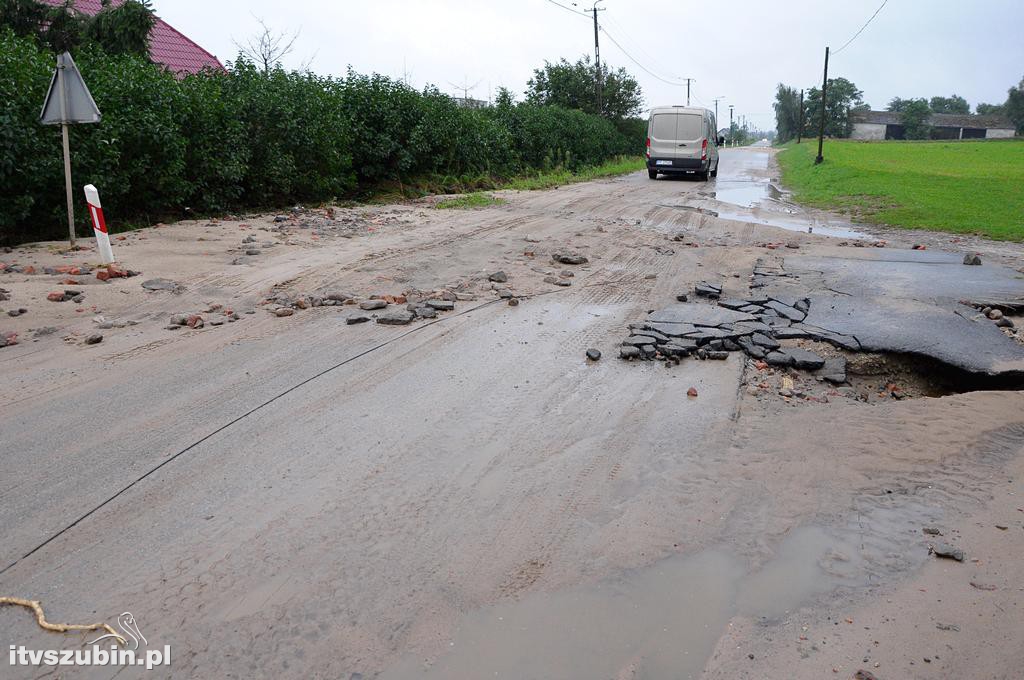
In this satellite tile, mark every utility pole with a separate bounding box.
[797,89,804,143]
[591,1,605,115]
[682,78,695,106]
[712,97,725,126]
[815,46,830,164]
[729,105,734,146]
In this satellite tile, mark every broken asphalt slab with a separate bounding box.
[761,249,1024,375]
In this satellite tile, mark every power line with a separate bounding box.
[602,13,678,80]
[598,26,692,88]
[543,0,590,19]
[832,0,888,55]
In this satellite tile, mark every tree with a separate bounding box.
[773,83,801,143]
[86,0,155,57]
[234,15,300,73]
[1006,76,1024,134]
[0,0,47,39]
[1,0,154,56]
[929,94,969,114]
[975,102,1006,116]
[887,97,915,113]
[803,77,865,138]
[525,55,642,120]
[900,98,932,139]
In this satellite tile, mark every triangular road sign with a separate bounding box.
[40,52,101,125]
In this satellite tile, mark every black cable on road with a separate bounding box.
[0,298,507,578]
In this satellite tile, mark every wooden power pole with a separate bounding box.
[815,47,830,164]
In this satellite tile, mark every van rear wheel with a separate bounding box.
[710,162,718,178]
[647,169,658,180]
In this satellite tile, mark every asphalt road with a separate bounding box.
[3,147,1023,679]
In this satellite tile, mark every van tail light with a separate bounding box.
[645,137,651,158]
[701,138,708,160]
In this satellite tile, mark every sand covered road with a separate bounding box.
[1,147,1023,679]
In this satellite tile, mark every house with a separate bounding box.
[850,110,1016,141]
[41,0,223,76]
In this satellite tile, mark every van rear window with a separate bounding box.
[651,113,703,140]
[675,114,702,139]
[651,114,676,139]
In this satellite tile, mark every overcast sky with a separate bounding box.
[155,0,1024,130]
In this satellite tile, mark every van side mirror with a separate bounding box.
[717,136,725,145]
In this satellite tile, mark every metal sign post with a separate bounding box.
[40,52,101,247]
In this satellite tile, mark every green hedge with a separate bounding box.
[0,29,642,245]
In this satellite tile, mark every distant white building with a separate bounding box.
[850,110,1016,140]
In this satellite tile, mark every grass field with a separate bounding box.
[504,156,646,191]
[435,192,507,209]
[777,139,1024,240]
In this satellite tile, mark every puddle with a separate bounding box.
[379,526,882,680]
[713,179,769,209]
[714,208,870,240]
[711,178,870,240]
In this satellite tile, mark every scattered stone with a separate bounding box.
[488,271,508,283]
[706,350,729,360]
[694,281,722,299]
[619,346,641,360]
[425,299,455,311]
[414,306,438,319]
[787,348,825,370]
[963,252,982,266]
[508,298,519,306]
[46,292,66,302]
[995,317,1014,328]
[987,308,1004,320]
[586,348,601,361]
[273,307,294,317]
[819,356,848,384]
[186,314,204,328]
[552,252,588,265]
[854,671,880,680]
[84,333,103,345]
[245,249,261,256]
[495,288,513,299]
[931,544,965,562]
[359,299,388,310]
[346,314,371,325]
[7,308,27,317]
[376,309,415,325]
[676,293,688,302]
[923,527,942,535]
[686,387,698,397]
[644,273,657,280]
[936,623,960,632]
[765,350,794,367]
[544,276,572,287]
[141,278,179,291]
[325,291,354,303]
[750,332,780,350]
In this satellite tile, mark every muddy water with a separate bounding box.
[380,526,879,679]
[710,149,870,240]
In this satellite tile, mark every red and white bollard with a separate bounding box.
[83,184,114,264]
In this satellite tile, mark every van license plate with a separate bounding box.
[656,160,672,166]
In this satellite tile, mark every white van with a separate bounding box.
[646,106,723,180]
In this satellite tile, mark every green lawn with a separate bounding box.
[777,139,1024,240]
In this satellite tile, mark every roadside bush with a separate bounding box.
[0,28,641,246]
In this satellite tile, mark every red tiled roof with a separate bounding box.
[40,0,223,75]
